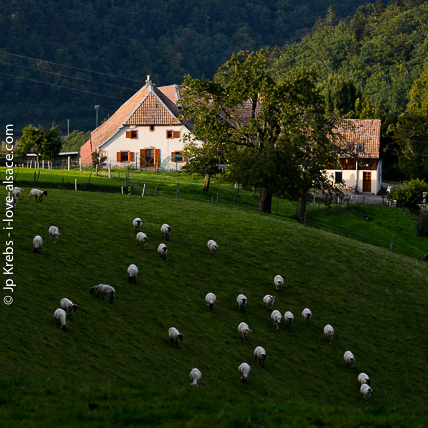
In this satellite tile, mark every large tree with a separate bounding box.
[17,124,62,164]
[180,50,344,222]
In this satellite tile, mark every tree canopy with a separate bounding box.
[180,50,344,221]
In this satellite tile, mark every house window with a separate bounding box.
[149,125,155,132]
[171,151,188,162]
[335,171,343,184]
[117,151,134,162]
[121,152,129,162]
[166,130,180,139]
[357,143,364,152]
[347,142,354,151]
[126,130,138,139]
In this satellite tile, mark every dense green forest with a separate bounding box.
[0,0,373,133]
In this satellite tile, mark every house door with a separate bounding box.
[141,149,154,167]
[363,171,371,192]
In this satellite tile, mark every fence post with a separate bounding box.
[108,164,111,179]
[176,183,179,198]
[216,191,219,205]
[67,156,70,171]
[37,170,40,184]
[131,183,134,195]
[96,165,98,176]
[87,172,92,184]
[155,185,157,197]
[79,158,82,172]
[121,186,123,194]
[75,179,77,191]
[142,184,146,197]
[390,233,395,250]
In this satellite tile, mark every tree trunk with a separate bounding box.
[258,188,272,213]
[297,197,307,224]
[203,174,210,192]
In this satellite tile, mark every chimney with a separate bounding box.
[146,75,152,90]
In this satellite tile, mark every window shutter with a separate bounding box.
[155,149,161,168]
[126,131,132,138]
[117,152,121,162]
[173,131,180,138]
[129,152,134,162]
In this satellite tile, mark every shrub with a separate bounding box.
[390,179,428,208]
[415,210,428,237]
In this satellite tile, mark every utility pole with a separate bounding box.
[95,105,100,128]
[67,119,70,136]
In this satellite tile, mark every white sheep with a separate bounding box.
[284,311,294,328]
[254,346,267,367]
[274,275,284,291]
[90,284,115,304]
[6,197,17,211]
[263,295,275,310]
[189,368,202,387]
[360,383,373,405]
[136,232,148,249]
[168,327,184,348]
[127,264,138,283]
[238,362,251,383]
[324,324,334,344]
[49,226,61,243]
[205,293,216,311]
[158,243,168,260]
[60,298,78,321]
[271,310,282,330]
[237,294,247,312]
[302,308,312,325]
[29,188,48,202]
[12,187,23,198]
[33,235,43,253]
[207,240,219,256]
[54,308,67,331]
[161,223,172,240]
[238,322,252,341]
[133,217,142,232]
[358,373,371,386]
[344,351,355,367]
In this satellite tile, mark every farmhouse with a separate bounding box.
[326,119,382,194]
[80,77,195,170]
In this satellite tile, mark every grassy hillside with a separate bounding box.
[0,178,427,426]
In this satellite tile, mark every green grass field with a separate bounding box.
[0,169,427,426]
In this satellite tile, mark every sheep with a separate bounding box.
[358,373,371,386]
[133,217,142,232]
[158,243,168,260]
[263,295,275,310]
[90,284,115,304]
[189,368,202,387]
[33,235,43,254]
[161,223,172,240]
[238,322,252,341]
[136,232,148,249]
[344,351,355,367]
[29,188,48,202]
[49,226,61,243]
[6,197,18,212]
[237,294,247,312]
[54,308,67,331]
[254,346,267,367]
[360,383,373,405]
[302,308,312,325]
[205,292,216,311]
[238,362,251,383]
[168,327,184,348]
[271,310,282,330]
[207,240,219,256]
[284,311,294,328]
[60,298,78,321]
[274,275,284,291]
[127,264,138,283]
[324,324,334,344]
[12,187,23,198]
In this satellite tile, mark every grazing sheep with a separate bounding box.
[205,293,216,311]
[33,235,43,253]
[284,311,294,328]
[271,310,282,330]
[136,232,148,249]
[29,188,48,202]
[360,384,373,405]
[158,243,168,260]
[238,362,251,383]
[49,226,61,243]
[133,217,142,232]
[127,264,138,283]
[161,223,172,240]
[207,240,219,256]
[254,346,267,367]
[237,294,247,312]
[6,197,18,211]
[263,295,275,310]
[344,351,355,367]
[238,322,252,341]
[90,284,115,304]
[168,327,184,348]
[12,187,23,198]
[274,275,284,291]
[189,368,202,387]
[302,308,312,325]
[54,308,67,331]
[60,298,78,321]
[358,373,371,386]
[324,324,334,344]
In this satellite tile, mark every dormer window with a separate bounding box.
[126,130,138,139]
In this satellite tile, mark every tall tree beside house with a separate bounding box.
[17,124,62,164]
[180,49,344,221]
